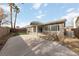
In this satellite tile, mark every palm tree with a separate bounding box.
[9,3,15,28]
[9,3,13,28]
[13,6,20,29]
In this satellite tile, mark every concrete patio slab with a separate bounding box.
[0,35,78,56]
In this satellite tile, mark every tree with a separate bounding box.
[9,3,15,28]
[9,3,20,29]
[13,5,20,29]
[0,7,4,26]
[9,3,13,28]
[0,8,8,27]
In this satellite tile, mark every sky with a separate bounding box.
[0,3,79,27]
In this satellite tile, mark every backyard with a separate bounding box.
[0,31,79,56]
[0,3,79,56]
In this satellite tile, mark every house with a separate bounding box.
[65,16,79,38]
[26,16,79,38]
[73,16,79,28]
[26,19,66,36]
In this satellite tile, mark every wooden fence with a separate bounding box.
[0,27,10,38]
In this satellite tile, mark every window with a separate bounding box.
[50,25,59,31]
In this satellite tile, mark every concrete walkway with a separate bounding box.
[0,35,78,56]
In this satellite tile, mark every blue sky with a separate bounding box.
[1,3,79,27]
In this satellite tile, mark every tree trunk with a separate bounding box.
[10,3,13,28]
[0,20,1,27]
[14,12,17,29]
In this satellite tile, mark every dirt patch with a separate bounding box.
[63,37,79,55]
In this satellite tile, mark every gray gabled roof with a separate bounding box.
[30,21,43,25]
[29,19,66,26]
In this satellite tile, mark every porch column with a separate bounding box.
[36,26,38,33]
[32,27,34,33]
[50,25,51,31]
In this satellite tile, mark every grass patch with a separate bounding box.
[13,32,26,36]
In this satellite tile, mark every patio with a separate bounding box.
[0,33,77,56]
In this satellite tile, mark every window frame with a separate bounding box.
[50,24,59,31]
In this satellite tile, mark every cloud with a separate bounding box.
[32,3,48,10]
[44,3,48,7]
[66,8,78,13]
[36,14,45,19]
[32,3,42,10]
[0,4,9,12]
[62,12,79,19]
[38,10,42,14]
[61,8,79,26]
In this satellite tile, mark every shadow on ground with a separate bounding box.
[0,36,37,56]
[0,35,78,56]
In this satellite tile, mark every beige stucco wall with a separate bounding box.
[27,22,65,35]
[41,23,65,40]
[0,27,10,38]
[43,23,65,32]
[59,23,65,32]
